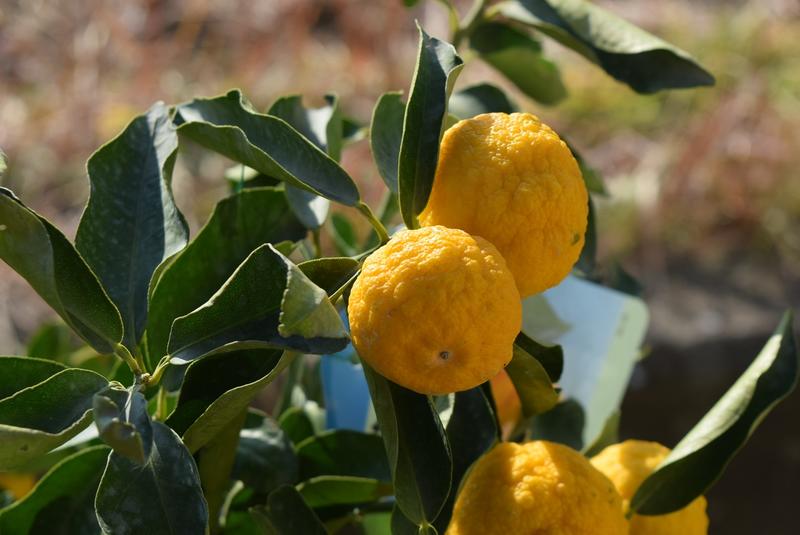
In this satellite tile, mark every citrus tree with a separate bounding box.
[0,1,797,534]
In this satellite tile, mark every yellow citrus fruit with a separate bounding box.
[448,441,629,535]
[489,369,521,437]
[419,112,588,297]
[591,440,709,535]
[348,225,521,395]
[0,472,36,500]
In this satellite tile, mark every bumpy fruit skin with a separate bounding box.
[348,226,521,395]
[591,440,709,535]
[419,112,588,297]
[447,441,629,535]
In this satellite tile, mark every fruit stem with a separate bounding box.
[357,201,391,244]
[114,343,143,377]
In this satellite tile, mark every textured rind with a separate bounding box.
[348,226,521,395]
[419,112,588,297]
[591,440,709,535]
[448,441,629,535]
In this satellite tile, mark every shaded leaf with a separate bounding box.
[298,257,360,296]
[448,83,519,119]
[285,186,330,230]
[470,22,566,105]
[0,445,109,535]
[96,421,208,534]
[342,116,366,145]
[631,312,799,515]
[76,102,187,349]
[496,0,714,93]
[362,362,451,525]
[252,485,326,535]
[575,196,597,278]
[0,368,108,469]
[0,188,122,354]
[515,331,564,382]
[174,89,359,205]
[370,92,405,193]
[278,406,317,445]
[26,323,74,361]
[583,410,620,457]
[147,188,305,367]
[330,213,359,257]
[296,429,390,482]
[0,356,66,399]
[92,384,153,464]
[298,476,391,509]
[531,398,585,451]
[233,416,299,493]
[506,336,561,418]
[167,244,348,364]
[398,25,464,228]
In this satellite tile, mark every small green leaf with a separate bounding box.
[166,349,291,453]
[398,25,464,229]
[0,356,66,399]
[630,312,799,515]
[298,257,360,296]
[448,83,519,119]
[297,476,392,508]
[147,188,305,368]
[0,445,109,535]
[166,244,347,364]
[342,116,366,145]
[575,196,597,278]
[530,398,585,451]
[233,416,299,493]
[252,485,326,535]
[76,102,187,350]
[278,406,317,445]
[296,429,391,482]
[514,331,564,382]
[93,384,153,464]
[174,89,360,205]
[96,421,208,534]
[370,92,405,193]
[496,0,714,93]
[470,22,566,105]
[362,362,452,525]
[505,342,559,418]
[330,213,359,256]
[0,368,108,469]
[0,189,123,354]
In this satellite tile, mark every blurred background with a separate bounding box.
[0,0,798,532]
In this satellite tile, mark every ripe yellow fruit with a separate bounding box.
[591,440,709,535]
[348,226,521,395]
[489,369,521,437]
[448,441,629,535]
[0,472,36,500]
[419,112,588,297]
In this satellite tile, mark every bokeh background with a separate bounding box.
[1,1,798,532]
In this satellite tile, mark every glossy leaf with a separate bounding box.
[370,92,405,193]
[233,417,299,493]
[166,349,290,453]
[296,429,391,482]
[174,89,360,205]
[362,362,452,525]
[96,421,208,534]
[0,368,108,469]
[298,476,391,508]
[147,188,305,367]
[0,445,109,535]
[507,336,561,418]
[167,244,348,364]
[298,257,360,296]
[252,485,326,535]
[0,188,122,354]
[92,384,153,464]
[0,356,66,399]
[496,0,714,93]
[470,22,566,105]
[76,102,187,349]
[398,25,463,229]
[448,83,519,119]
[631,312,799,515]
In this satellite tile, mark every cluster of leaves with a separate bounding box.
[0,1,797,534]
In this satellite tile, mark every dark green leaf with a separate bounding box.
[448,83,519,119]
[96,421,208,534]
[285,186,330,230]
[470,22,566,105]
[26,323,74,361]
[167,244,347,364]
[268,94,343,162]
[568,143,606,196]
[362,362,451,525]
[0,368,108,469]
[370,92,405,193]
[0,445,109,535]
[278,406,317,445]
[0,188,122,354]
[506,338,560,418]
[0,356,66,399]
[398,25,464,229]
[342,116,366,145]
[92,384,153,464]
[296,429,390,482]
[147,188,305,367]
[391,506,420,535]
[174,89,360,205]
[514,332,564,382]
[496,0,714,93]
[583,410,620,457]
[530,398,585,451]
[606,262,643,297]
[166,349,290,453]
[233,417,298,493]
[330,213,359,256]
[76,102,187,350]
[631,312,799,515]
[252,485,326,535]
[575,196,597,278]
[298,476,391,508]
[298,257,360,296]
